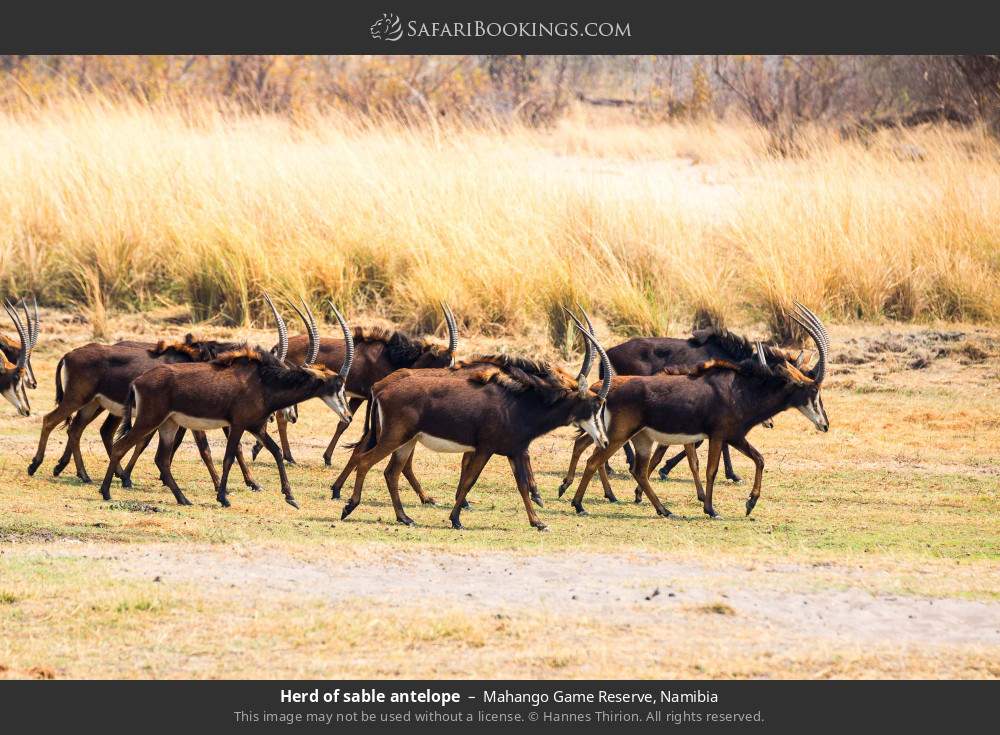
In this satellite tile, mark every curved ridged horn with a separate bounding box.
[754,341,768,367]
[30,294,39,348]
[575,304,598,379]
[562,308,594,390]
[441,303,458,366]
[584,328,613,401]
[262,292,288,363]
[285,298,320,365]
[19,296,38,349]
[789,302,828,384]
[328,300,354,379]
[4,300,29,371]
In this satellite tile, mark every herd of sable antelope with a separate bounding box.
[3,292,830,531]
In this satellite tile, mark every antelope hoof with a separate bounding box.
[634,487,643,504]
[656,506,672,518]
[120,475,133,489]
[606,492,619,503]
[177,494,192,506]
[283,455,296,465]
[246,480,262,493]
[727,472,743,484]
[460,499,471,510]
[27,458,42,476]
[285,496,300,510]
[78,473,93,484]
[534,522,549,533]
[557,479,570,498]
[531,493,544,508]
[704,506,720,519]
[341,500,358,519]
[101,489,112,501]
[657,467,671,481]
[571,500,588,516]
[323,455,332,466]
[745,496,759,516]
[52,459,68,476]
[330,485,342,500]
[421,496,437,506]
[217,495,231,508]
[450,516,464,530]
[398,515,415,527]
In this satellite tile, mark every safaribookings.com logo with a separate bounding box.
[370,12,404,41]
[370,13,631,41]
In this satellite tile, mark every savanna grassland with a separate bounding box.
[0,312,997,680]
[0,97,998,679]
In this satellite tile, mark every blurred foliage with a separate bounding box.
[0,55,996,134]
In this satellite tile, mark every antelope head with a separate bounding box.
[564,307,611,450]
[279,295,355,424]
[1,299,34,416]
[777,302,830,432]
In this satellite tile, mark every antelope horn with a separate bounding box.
[328,301,354,379]
[262,292,288,364]
[284,298,318,365]
[789,302,827,384]
[30,294,39,348]
[441,302,458,366]
[585,328,613,401]
[754,341,768,367]
[576,303,601,377]
[301,298,321,365]
[4,300,29,371]
[562,308,594,391]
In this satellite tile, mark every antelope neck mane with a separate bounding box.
[458,354,578,404]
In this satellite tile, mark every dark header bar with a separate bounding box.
[2,680,997,732]
[1,1,999,54]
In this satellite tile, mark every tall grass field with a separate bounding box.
[0,99,997,340]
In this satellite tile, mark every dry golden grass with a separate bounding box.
[0,99,997,338]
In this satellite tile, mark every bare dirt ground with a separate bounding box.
[54,543,1000,649]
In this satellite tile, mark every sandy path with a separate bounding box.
[40,543,1000,649]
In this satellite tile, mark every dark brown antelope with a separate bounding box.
[338,320,611,530]
[327,354,554,509]
[253,304,459,466]
[0,296,39,392]
[601,324,802,487]
[100,297,355,508]
[566,303,830,519]
[28,334,261,492]
[0,298,37,416]
[560,319,786,503]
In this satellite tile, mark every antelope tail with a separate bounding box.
[54,356,65,404]
[115,386,136,443]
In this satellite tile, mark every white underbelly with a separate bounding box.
[643,429,707,446]
[96,394,125,415]
[416,432,473,453]
[168,412,230,431]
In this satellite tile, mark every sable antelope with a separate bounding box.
[0,296,39,391]
[327,355,551,509]
[566,303,830,518]
[253,304,459,467]
[339,320,611,530]
[559,320,784,503]
[28,334,261,492]
[602,326,798,486]
[101,296,355,508]
[0,298,38,416]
